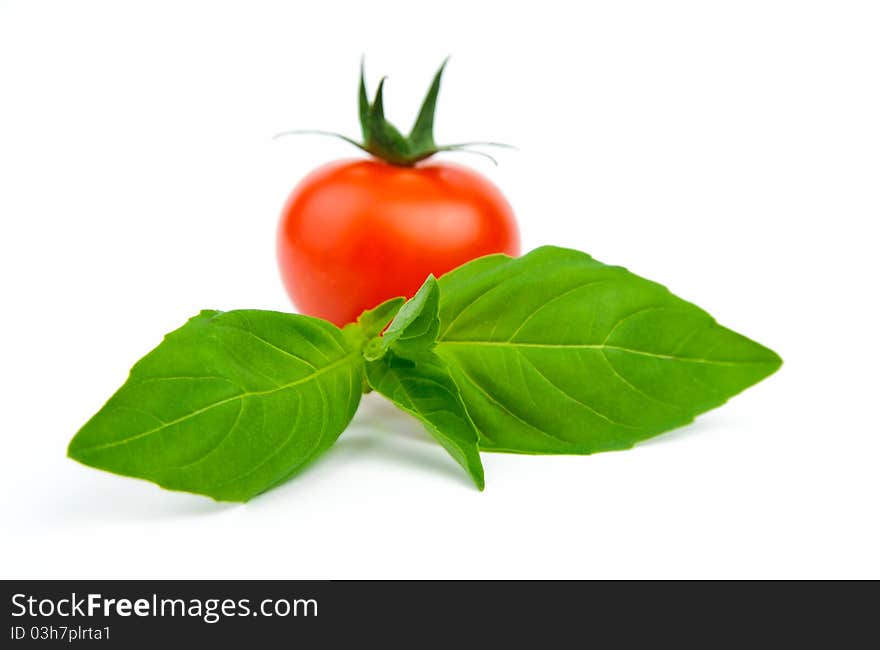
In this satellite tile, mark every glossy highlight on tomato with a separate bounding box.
[278,159,520,326]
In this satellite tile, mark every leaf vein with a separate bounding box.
[74,352,357,454]
[450,362,569,444]
[507,281,606,342]
[439,340,774,367]
[515,351,638,429]
[214,323,319,370]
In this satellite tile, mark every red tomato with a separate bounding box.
[277,158,520,326]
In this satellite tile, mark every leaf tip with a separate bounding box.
[764,348,784,377]
[469,458,486,491]
[374,76,388,100]
[436,56,450,79]
[771,350,783,369]
[66,430,89,463]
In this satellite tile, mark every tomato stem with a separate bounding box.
[277,59,514,167]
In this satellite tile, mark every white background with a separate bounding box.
[2,1,878,579]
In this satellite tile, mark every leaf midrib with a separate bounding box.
[437,340,775,367]
[73,351,358,454]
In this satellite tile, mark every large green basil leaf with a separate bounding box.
[364,277,485,489]
[68,310,363,501]
[436,246,782,454]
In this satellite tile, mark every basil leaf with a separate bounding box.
[357,296,406,338]
[364,276,485,488]
[367,274,440,360]
[436,246,782,454]
[366,353,485,490]
[68,309,363,501]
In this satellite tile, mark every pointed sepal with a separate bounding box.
[362,77,413,164]
[408,57,448,152]
[282,58,510,167]
[358,58,370,142]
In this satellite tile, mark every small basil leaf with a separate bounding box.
[366,275,484,488]
[357,296,406,338]
[376,275,440,358]
[366,351,484,490]
[68,310,363,501]
[436,246,782,454]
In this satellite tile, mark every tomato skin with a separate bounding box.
[277,159,520,326]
